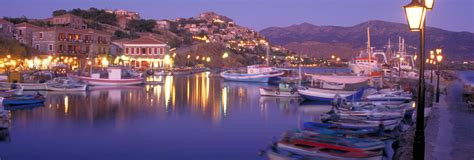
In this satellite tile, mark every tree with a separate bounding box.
[3,16,28,24]
[52,9,67,16]
[127,19,156,32]
[168,37,181,48]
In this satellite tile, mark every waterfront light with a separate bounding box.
[206,57,211,62]
[222,52,229,59]
[425,0,435,10]
[404,0,427,31]
[436,54,443,62]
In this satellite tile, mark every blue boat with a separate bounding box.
[220,65,284,83]
[303,122,379,135]
[3,95,45,107]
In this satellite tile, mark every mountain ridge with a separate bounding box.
[260,20,474,61]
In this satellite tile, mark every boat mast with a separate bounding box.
[367,27,371,62]
[266,42,270,66]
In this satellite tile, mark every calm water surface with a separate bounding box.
[0,70,337,160]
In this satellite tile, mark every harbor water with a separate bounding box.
[0,68,346,160]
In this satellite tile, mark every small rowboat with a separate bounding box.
[289,131,385,151]
[259,88,299,97]
[303,122,379,136]
[46,83,87,92]
[3,95,45,107]
[0,86,23,97]
[298,87,366,102]
[277,138,383,159]
[0,82,48,90]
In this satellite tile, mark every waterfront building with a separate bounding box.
[122,36,169,68]
[13,22,42,47]
[0,19,14,38]
[31,27,111,57]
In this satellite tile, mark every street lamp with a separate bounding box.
[404,0,427,31]
[403,0,431,159]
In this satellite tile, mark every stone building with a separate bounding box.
[0,19,14,38]
[14,22,42,47]
[32,27,111,57]
[49,14,87,30]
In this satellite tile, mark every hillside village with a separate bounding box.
[0,8,306,68]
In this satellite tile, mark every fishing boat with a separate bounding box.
[3,94,45,107]
[325,118,401,131]
[259,83,299,97]
[277,137,383,160]
[68,68,144,86]
[220,65,284,83]
[298,87,366,102]
[348,27,387,75]
[45,83,87,92]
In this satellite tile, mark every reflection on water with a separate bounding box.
[0,72,323,159]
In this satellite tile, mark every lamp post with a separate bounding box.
[403,0,433,159]
[430,51,435,83]
[436,49,443,102]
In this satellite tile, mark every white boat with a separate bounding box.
[298,87,365,102]
[306,74,370,90]
[45,83,87,92]
[0,86,23,97]
[68,68,145,86]
[0,82,48,90]
[221,65,284,83]
[154,70,166,76]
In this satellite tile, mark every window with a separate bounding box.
[125,48,129,54]
[160,48,164,54]
[19,30,23,36]
[48,44,53,51]
[142,48,146,54]
[148,48,152,55]
[35,44,39,50]
[39,32,43,39]
[131,48,134,54]
[154,48,158,54]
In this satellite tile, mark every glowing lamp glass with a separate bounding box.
[404,0,427,31]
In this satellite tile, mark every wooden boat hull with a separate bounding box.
[3,96,45,106]
[68,74,144,86]
[46,84,87,92]
[259,88,299,97]
[0,82,47,90]
[298,88,365,102]
[220,71,284,83]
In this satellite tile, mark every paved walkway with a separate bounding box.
[426,80,474,160]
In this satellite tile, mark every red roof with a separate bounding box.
[15,22,42,29]
[124,36,165,45]
[0,19,13,24]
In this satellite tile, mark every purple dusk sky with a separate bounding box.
[0,0,472,32]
